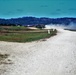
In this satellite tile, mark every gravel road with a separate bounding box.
[0,29,76,75]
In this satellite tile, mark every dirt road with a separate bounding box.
[0,29,76,75]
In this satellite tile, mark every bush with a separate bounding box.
[36,24,45,29]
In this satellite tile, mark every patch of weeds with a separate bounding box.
[0,53,9,64]
[0,54,9,59]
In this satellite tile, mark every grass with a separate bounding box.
[0,26,57,42]
[0,26,32,31]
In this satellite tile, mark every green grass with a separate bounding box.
[0,26,30,31]
[0,32,56,42]
[0,26,57,42]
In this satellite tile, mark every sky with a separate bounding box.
[0,0,76,19]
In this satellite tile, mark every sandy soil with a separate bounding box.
[0,29,76,75]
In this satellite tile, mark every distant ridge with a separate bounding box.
[0,16,76,26]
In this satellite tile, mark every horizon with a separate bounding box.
[0,16,76,19]
[0,0,76,19]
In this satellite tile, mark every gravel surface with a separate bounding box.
[0,29,76,75]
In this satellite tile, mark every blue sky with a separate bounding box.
[0,0,76,18]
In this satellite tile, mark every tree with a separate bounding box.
[35,24,45,29]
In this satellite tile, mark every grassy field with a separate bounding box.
[0,26,57,42]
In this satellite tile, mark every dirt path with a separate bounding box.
[0,29,76,75]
